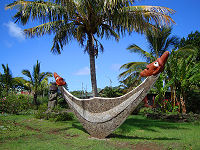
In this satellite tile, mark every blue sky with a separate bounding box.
[0,0,200,91]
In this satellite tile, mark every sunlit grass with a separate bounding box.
[0,114,199,150]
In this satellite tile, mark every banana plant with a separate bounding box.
[165,50,200,113]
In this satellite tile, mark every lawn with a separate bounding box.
[0,114,200,150]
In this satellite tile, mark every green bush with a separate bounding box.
[0,94,33,114]
[34,103,48,119]
[34,104,74,121]
[52,112,74,121]
[37,96,49,105]
[57,97,69,109]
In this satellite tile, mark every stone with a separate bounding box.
[46,82,58,112]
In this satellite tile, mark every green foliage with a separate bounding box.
[34,103,48,119]
[34,104,74,121]
[1,64,13,95]
[0,94,33,114]
[37,96,49,105]
[100,86,123,98]
[119,26,178,93]
[22,60,52,107]
[70,90,84,98]
[57,97,69,109]
[165,50,200,113]
[51,112,74,122]
[176,30,200,61]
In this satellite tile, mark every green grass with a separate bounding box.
[0,114,199,150]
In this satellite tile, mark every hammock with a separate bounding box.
[58,74,159,138]
[55,51,169,138]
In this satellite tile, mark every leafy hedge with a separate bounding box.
[34,104,74,121]
[0,94,33,114]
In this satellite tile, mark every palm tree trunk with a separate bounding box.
[33,93,38,109]
[88,33,98,97]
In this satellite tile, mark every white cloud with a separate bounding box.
[74,67,90,75]
[4,21,25,41]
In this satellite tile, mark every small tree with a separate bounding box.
[165,51,200,113]
[22,60,52,108]
[1,64,13,96]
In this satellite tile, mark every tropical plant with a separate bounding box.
[6,0,175,97]
[119,62,146,91]
[38,78,49,97]
[119,26,178,92]
[165,50,200,114]
[127,26,178,61]
[176,30,200,61]
[22,60,52,108]
[100,86,123,98]
[0,94,32,114]
[1,64,13,96]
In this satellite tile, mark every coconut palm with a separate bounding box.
[6,0,175,97]
[22,60,52,107]
[119,26,178,91]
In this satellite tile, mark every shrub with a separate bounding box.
[52,112,74,121]
[37,96,49,105]
[34,104,74,121]
[0,94,33,114]
[57,97,69,109]
[34,103,50,119]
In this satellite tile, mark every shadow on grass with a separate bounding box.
[72,122,88,134]
[68,115,186,140]
[108,134,180,140]
[121,116,188,132]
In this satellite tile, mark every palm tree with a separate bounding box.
[1,64,13,96]
[165,50,200,113]
[22,60,52,107]
[119,62,146,92]
[127,26,178,61]
[119,26,178,90]
[6,0,175,97]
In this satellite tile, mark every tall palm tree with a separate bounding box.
[1,64,13,95]
[119,26,178,91]
[22,60,52,107]
[6,0,175,96]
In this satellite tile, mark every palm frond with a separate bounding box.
[51,22,76,54]
[6,0,75,25]
[119,61,147,79]
[127,44,154,60]
[125,6,175,25]
[22,69,33,84]
[39,72,52,83]
[99,24,120,41]
[24,20,64,38]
